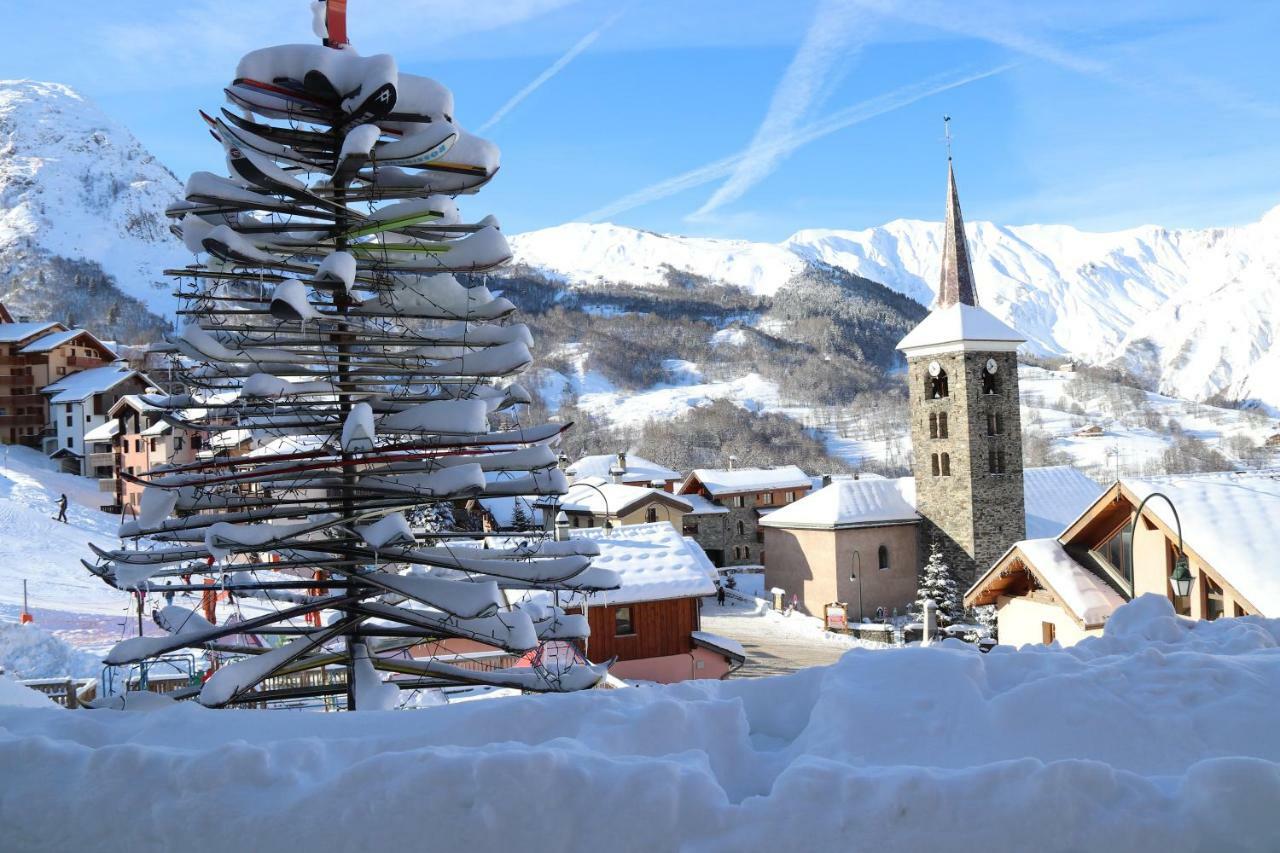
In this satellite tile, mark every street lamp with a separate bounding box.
[551,480,613,531]
[1127,491,1191,610]
[849,550,863,622]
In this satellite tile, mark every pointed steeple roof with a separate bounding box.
[938,159,978,308]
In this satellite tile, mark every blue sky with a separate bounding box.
[3,0,1279,241]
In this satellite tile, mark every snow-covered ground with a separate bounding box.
[0,447,135,646]
[2,596,1279,851]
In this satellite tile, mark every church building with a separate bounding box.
[762,154,1102,616]
[896,157,1027,584]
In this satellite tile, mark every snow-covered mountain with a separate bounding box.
[512,213,1280,411]
[0,80,184,338]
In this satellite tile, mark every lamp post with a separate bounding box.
[1127,491,1192,611]
[848,550,864,623]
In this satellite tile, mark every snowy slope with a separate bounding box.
[510,210,1280,410]
[509,222,806,295]
[0,80,185,324]
[0,446,132,630]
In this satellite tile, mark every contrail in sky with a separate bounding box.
[580,63,1017,223]
[477,7,628,133]
[691,0,868,221]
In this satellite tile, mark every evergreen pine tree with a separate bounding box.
[914,544,964,626]
[510,499,532,531]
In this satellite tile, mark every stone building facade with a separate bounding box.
[677,467,811,567]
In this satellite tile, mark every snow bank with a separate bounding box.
[2,596,1279,851]
[0,676,57,708]
[0,622,100,679]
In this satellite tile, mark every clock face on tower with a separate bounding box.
[928,360,942,378]
[985,358,998,374]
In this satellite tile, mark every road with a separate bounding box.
[699,599,870,678]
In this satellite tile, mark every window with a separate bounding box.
[66,437,72,448]
[878,545,889,571]
[85,414,91,423]
[742,546,750,560]
[983,370,1000,395]
[929,412,938,439]
[57,367,65,375]
[1093,526,1133,585]
[931,453,940,477]
[940,453,951,476]
[66,415,72,427]
[988,446,1006,474]
[784,491,796,503]
[682,521,699,536]
[1204,575,1224,621]
[938,412,948,439]
[732,495,746,508]
[736,520,746,536]
[571,515,581,528]
[65,404,72,414]
[645,506,658,523]
[614,606,635,636]
[987,411,1002,436]
[732,545,741,560]
[191,435,203,451]
[134,438,142,453]
[1041,622,1056,644]
[759,492,773,505]
[928,368,949,399]
[149,438,157,453]
[997,450,1006,474]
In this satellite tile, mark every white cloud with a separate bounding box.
[581,63,1015,223]
[690,0,870,220]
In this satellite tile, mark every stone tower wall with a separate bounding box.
[908,348,1026,584]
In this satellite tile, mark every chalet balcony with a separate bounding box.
[98,478,118,493]
[88,452,114,469]
[65,356,109,368]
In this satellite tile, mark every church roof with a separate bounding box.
[760,466,1101,535]
[896,302,1024,354]
[938,160,978,308]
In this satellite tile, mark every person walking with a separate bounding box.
[55,494,68,523]
[715,582,726,607]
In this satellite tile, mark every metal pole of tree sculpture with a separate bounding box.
[83,0,617,709]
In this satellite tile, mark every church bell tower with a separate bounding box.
[896,149,1026,584]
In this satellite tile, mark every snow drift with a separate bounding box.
[2,596,1279,851]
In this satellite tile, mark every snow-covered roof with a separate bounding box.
[19,328,115,357]
[683,465,810,497]
[1015,538,1125,627]
[681,493,729,515]
[83,420,119,443]
[1122,472,1280,615]
[760,467,1095,534]
[895,303,1024,354]
[43,364,143,404]
[1024,466,1105,539]
[0,321,61,343]
[536,476,691,516]
[760,478,919,529]
[567,453,681,485]
[109,394,163,417]
[568,522,716,606]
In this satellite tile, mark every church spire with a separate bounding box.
[938,119,978,308]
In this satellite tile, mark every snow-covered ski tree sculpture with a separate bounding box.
[84,0,615,708]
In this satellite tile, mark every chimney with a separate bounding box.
[616,450,627,472]
[554,511,570,542]
[728,454,738,471]
[557,452,569,471]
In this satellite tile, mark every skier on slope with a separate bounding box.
[55,494,68,523]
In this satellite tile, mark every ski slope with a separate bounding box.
[0,447,133,634]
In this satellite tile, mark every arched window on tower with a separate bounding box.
[736,520,746,536]
[941,453,951,476]
[938,412,949,438]
[929,412,938,439]
[878,545,890,571]
[931,453,940,476]
[988,445,997,473]
[928,367,949,400]
[983,368,1000,396]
